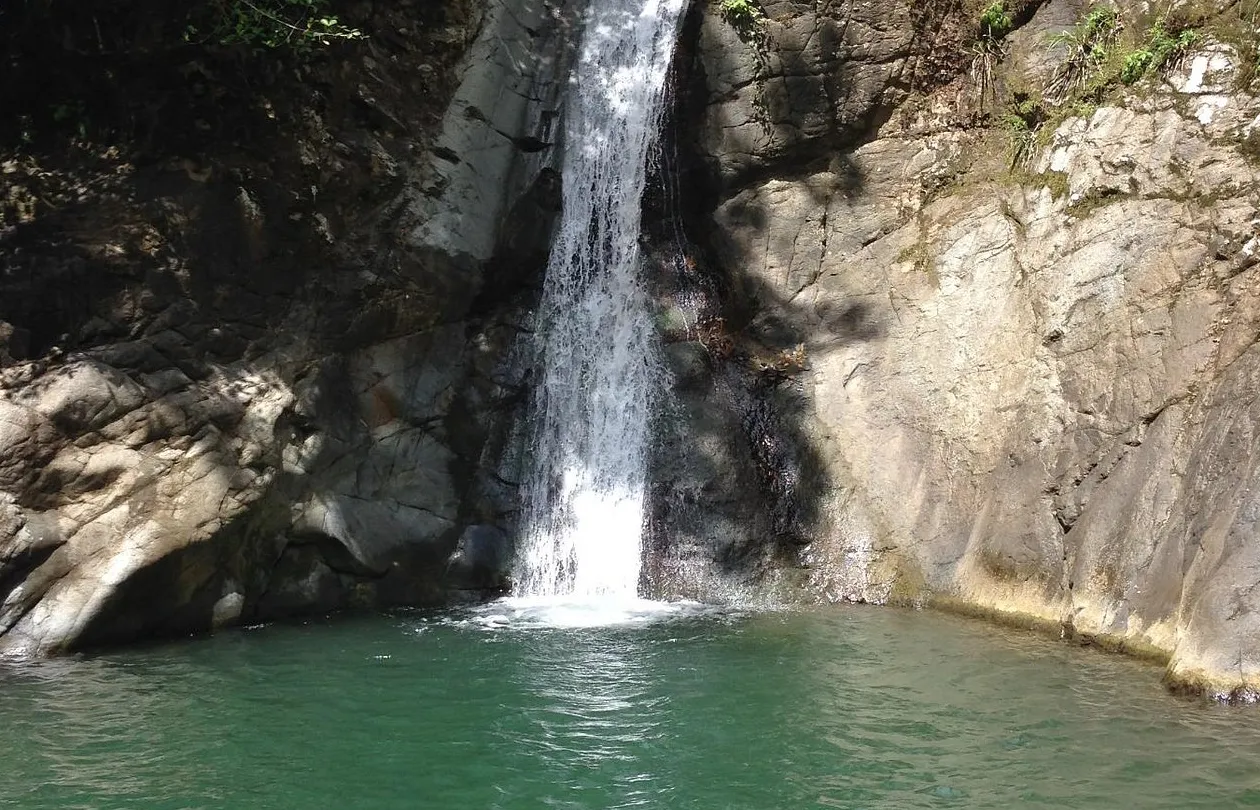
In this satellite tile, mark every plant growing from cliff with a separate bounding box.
[1119,15,1199,84]
[1001,94,1045,167]
[1045,5,1121,102]
[979,2,1014,43]
[1003,112,1037,168]
[969,2,1014,103]
[186,0,364,49]
[719,0,767,45]
[1223,0,1260,88]
[970,42,998,103]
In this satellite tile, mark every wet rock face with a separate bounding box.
[641,223,821,601]
[684,0,1260,695]
[644,0,969,601]
[446,524,512,592]
[0,0,574,655]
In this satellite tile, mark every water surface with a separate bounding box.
[3,605,1259,809]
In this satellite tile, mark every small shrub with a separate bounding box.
[970,41,1000,103]
[979,1,1014,43]
[1119,16,1199,85]
[1002,94,1046,167]
[970,2,1014,102]
[1118,48,1153,83]
[1046,5,1122,101]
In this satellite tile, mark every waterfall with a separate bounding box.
[512,0,688,599]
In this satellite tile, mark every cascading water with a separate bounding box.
[512,0,688,600]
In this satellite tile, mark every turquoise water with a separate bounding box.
[3,604,1260,809]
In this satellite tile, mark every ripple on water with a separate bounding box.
[5,606,1260,810]
[424,596,740,632]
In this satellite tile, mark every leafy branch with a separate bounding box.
[186,0,365,49]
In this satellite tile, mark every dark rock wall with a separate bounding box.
[0,0,575,654]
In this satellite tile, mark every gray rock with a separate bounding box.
[0,0,571,655]
[680,0,1260,695]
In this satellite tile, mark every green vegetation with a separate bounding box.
[1045,6,1121,101]
[1119,14,1199,84]
[1228,1,1260,88]
[1001,94,1044,167]
[188,0,364,49]
[988,3,1203,173]
[719,0,766,43]
[0,0,372,151]
[1008,169,1068,200]
[1042,4,1201,97]
[970,2,1014,103]
[978,1,1014,44]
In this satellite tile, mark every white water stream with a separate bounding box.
[512,0,688,600]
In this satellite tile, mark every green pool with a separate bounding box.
[3,602,1258,809]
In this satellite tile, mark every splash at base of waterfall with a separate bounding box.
[461,596,730,631]
[512,470,648,599]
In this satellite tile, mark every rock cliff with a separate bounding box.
[0,0,572,654]
[5,0,1260,700]
[677,0,1260,698]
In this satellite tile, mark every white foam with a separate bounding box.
[445,597,731,632]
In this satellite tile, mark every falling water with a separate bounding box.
[512,0,688,599]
